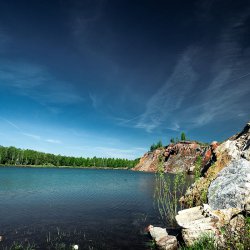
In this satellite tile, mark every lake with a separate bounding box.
[0,167,162,249]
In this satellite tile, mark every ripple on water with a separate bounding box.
[0,167,159,249]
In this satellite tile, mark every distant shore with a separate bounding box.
[0,164,131,170]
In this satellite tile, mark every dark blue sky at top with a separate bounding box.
[0,0,249,159]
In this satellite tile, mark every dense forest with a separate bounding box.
[0,145,139,169]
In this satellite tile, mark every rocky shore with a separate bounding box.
[132,140,218,174]
[146,122,250,249]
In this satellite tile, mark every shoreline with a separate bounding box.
[0,164,131,170]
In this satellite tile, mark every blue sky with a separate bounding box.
[0,0,250,159]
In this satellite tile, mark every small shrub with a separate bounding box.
[194,155,202,181]
[218,215,250,249]
[200,187,208,204]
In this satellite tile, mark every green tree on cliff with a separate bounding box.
[150,140,163,151]
[170,138,175,143]
[156,140,163,148]
[181,132,186,141]
[150,143,156,151]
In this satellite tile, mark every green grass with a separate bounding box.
[154,155,187,226]
[180,216,250,250]
[180,234,216,250]
[3,242,36,250]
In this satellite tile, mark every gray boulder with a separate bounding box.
[147,225,178,250]
[208,158,250,210]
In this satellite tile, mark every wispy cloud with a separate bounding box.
[1,117,62,144]
[183,13,250,128]
[34,91,84,105]
[115,11,250,133]
[93,146,146,159]
[71,0,105,37]
[46,139,62,144]
[22,133,41,140]
[89,92,100,109]
[64,144,146,159]
[0,60,84,106]
[0,117,21,131]
[187,71,250,128]
[0,61,47,89]
[135,48,198,132]
[0,32,10,53]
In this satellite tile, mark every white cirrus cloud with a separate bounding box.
[135,48,198,132]
[0,60,84,106]
[46,139,62,144]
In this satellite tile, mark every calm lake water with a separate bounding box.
[0,167,162,250]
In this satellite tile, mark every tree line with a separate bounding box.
[170,132,186,144]
[150,132,187,151]
[0,145,139,169]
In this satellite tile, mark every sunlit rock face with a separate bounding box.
[181,121,250,207]
[175,123,250,247]
[163,142,202,173]
[132,149,162,172]
[208,158,250,210]
[207,122,250,210]
[133,141,205,173]
[216,122,250,161]
[133,137,223,173]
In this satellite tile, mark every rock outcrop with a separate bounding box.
[147,122,250,248]
[208,158,250,210]
[133,141,205,173]
[132,149,162,172]
[163,142,202,173]
[147,225,178,250]
[175,204,244,247]
[176,122,250,247]
[221,121,250,161]
[181,122,250,207]
[136,122,250,175]
[200,141,219,175]
[175,205,217,246]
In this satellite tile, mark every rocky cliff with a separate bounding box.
[177,122,250,248]
[133,141,215,173]
[132,148,162,172]
[147,122,250,249]
[182,121,250,207]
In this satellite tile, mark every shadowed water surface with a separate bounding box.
[0,167,161,249]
